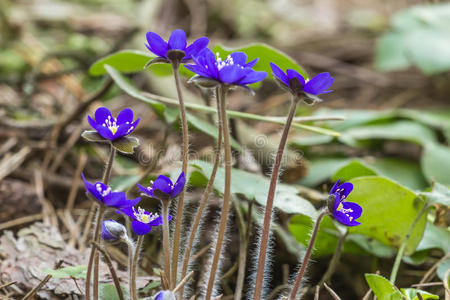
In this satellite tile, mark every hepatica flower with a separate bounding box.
[137,172,186,202]
[87,107,140,141]
[120,206,169,235]
[270,62,334,103]
[185,48,267,88]
[145,29,209,64]
[329,179,362,226]
[82,174,141,209]
[101,219,127,241]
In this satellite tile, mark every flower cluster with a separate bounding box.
[328,179,362,226]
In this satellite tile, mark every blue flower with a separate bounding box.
[101,219,127,241]
[119,206,170,235]
[82,174,141,209]
[154,290,176,300]
[270,62,334,102]
[145,29,209,62]
[185,48,267,87]
[137,172,186,201]
[87,107,140,141]
[329,179,362,226]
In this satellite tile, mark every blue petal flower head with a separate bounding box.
[154,290,176,300]
[185,48,267,87]
[137,172,186,202]
[145,29,209,63]
[329,179,362,226]
[119,206,171,236]
[101,219,127,241]
[87,107,140,141]
[270,62,334,103]
[82,174,141,209]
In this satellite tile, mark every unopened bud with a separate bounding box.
[101,220,127,241]
[154,290,176,300]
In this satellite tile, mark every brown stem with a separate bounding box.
[319,231,348,286]
[205,85,231,299]
[162,200,172,288]
[131,236,144,300]
[91,241,125,300]
[179,90,223,298]
[171,63,189,288]
[86,145,115,300]
[289,210,328,300]
[253,97,299,300]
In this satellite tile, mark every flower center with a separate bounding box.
[103,115,119,135]
[133,207,159,224]
[216,53,244,71]
[337,202,354,221]
[96,183,111,197]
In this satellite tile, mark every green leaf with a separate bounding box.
[90,50,154,76]
[299,157,351,187]
[213,43,307,80]
[421,143,450,185]
[105,65,177,123]
[348,177,427,254]
[375,32,411,72]
[99,284,129,300]
[186,113,241,151]
[401,288,439,300]
[109,175,142,192]
[111,136,140,154]
[420,182,450,206]
[415,221,450,253]
[340,121,437,147]
[369,158,428,191]
[437,257,450,280]
[365,274,403,300]
[42,265,87,279]
[190,160,317,217]
[331,160,377,182]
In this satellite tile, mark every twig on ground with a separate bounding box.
[21,260,64,300]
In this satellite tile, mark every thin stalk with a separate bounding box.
[205,85,231,300]
[162,200,172,288]
[390,203,429,284]
[289,209,329,300]
[179,91,223,298]
[124,236,135,299]
[91,241,125,300]
[131,235,144,300]
[171,63,189,288]
[253,96,300,300]
[319,230,349,286]
[86,145,116,300]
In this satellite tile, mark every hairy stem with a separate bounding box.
[390,202,429,284]
[171,63,189,288]
[179,91,223,298]
[124,236,135,299]
[131,236,144,300]
[319,231,348,286]
[162,200,172,288]
[289,209,328,300]
[86,145,115,300]
[91,241,125,300]
[205,85,231,299]
[253,97,299,300]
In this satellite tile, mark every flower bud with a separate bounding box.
[101,220,127,241]
[154,290,176,300]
